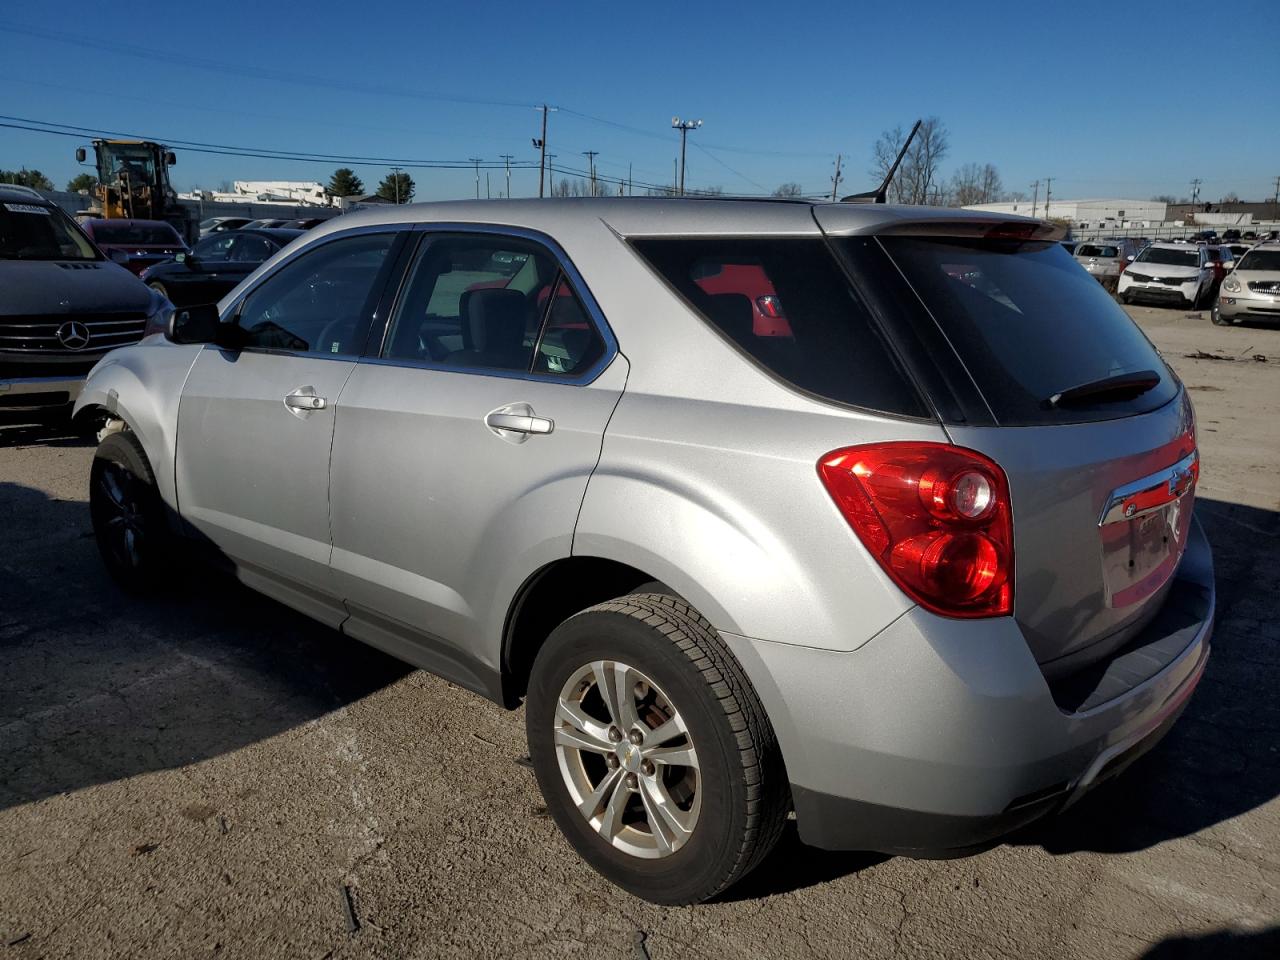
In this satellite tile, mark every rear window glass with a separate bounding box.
[1077,244,1119,258]
[91,222,181,245]
[875,237,1177,425]
[631,237,926,417]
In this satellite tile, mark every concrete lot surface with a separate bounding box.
[1,306,1278,959]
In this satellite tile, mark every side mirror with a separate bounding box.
[75,147,86,163]
[175,251,197,267]
[1126,255,1135,262]
[165,152,177,166]
[166,304,242,349]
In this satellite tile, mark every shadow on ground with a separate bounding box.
[0,479,411,811]
[1142,925,1280,959]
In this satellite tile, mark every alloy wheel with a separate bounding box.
[553,660,700,858]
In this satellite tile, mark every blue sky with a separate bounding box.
[1,0,1276,202]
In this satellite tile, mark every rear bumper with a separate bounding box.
[721,516,1214,856]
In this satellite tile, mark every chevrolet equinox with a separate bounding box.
[75,199,1213,904]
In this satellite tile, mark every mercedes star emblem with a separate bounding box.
[55,320,91,350]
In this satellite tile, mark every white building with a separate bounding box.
[179,181,334,207]
[963,198,1168,228]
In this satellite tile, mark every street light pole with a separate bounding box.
[390,166,402,204]
[671,117,702,197]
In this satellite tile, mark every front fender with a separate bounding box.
[73,339,203,511]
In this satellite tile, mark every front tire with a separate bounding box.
[89,431,175,592]
[526,593,788,904]
[1211,303,1234,326]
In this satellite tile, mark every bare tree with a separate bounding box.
[950,162,1003,207]
[870,117,950,205]
[772,182,804,197]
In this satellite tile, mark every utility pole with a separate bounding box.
[499,154,513,198]
[390,166,402,204]
[1043,177,1053,219]
[628,163,632,197]
[485,171,491,200]
[469,158,482,199]
[830,153,843,202]
[1273,174,1280,221]
[1030,180,1040,218]
[532,104,554,198]
[671,116,703,197]
[582,151,598,197]
[1190,178,1202,210]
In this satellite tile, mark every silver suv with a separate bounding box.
[1214,241,1280,325]
[75,199,1213,904]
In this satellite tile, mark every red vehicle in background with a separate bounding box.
[692,261,793,337]
[79,218,188,277]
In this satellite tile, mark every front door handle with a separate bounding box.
[284,386,327,417]
[484,403,554,443]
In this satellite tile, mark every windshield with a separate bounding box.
[1237,249,1280,271]
[103,148,156,182]
[1077,244,1119,258]
[0,201,99,261]
[91,222,181,245]
[875,236,1176,425]
[1136,246,1199,267]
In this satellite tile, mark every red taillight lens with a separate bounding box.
[755,295,785,318]
[818,442,1014,618]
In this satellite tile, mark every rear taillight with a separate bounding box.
[818,442,1014,618]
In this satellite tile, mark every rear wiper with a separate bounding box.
[1046,369,1160,408]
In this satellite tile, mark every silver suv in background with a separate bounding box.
[1214,241,1280,325]
[0,184,165,418]
[75,199,1212,904]
[1073,238,1144,292]
[1118,241,1215,309]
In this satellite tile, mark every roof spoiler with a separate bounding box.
[841,119,921,204]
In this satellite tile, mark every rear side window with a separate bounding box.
[1077,244,1118,258]
[630,237,927,417]
[875,237,1177,425]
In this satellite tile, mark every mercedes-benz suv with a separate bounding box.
[74,199,1213,904]
[1,185,164,417]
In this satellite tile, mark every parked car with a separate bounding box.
[1060,240,1079,255]
[1204,245,1235,287]
[1213,241,1280,325]
[1072,239,1143,292]
[79,219,189,276]
[1118,241,1216,308]
[1223,243,1253,261]
[283,217,333,230]
[244,218,290,229]
[198,217,252,238]
[140,228,302,306]
[1190,230,1219,244]
[74,199,1211,905]
[1221,229,1241,242]
[0,185,165,417]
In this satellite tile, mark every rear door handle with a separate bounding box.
[484,403,554,443]
[284,386,327,416]
[485,413,553,434]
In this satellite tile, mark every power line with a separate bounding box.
[0,115,539,171]
[691,141,769,193]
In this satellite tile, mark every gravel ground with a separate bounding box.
[1,305,1277,959]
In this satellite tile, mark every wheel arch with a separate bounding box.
[500,556,679,707]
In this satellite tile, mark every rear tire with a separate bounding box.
[89,431,175,592]
[526,592,788,904]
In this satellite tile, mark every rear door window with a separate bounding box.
[630,237,927,417]
[873,237,1177,425]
